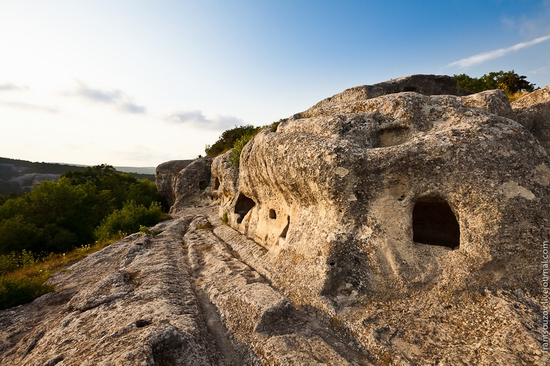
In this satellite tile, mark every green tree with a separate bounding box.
[62,164,166,210]
[0,178,102,253]
[454,70,536,95]
[0,165,168,255]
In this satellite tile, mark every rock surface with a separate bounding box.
[225,91,549,310]
[0,208,373,365]
[155,158,213,212]
[155,160,194,207]
[208,76,549,364]
[210,150,239,218]
[512,85,550,155]
[171,157,213,212]
[2,76,549,365]
[295,74,470,120]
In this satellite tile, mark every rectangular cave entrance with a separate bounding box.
[412,197,460,249]
[234,193,255,224]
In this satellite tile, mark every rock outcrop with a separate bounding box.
[155,158,211,210]
[296,75,471,120]
[170,157,213,212]
[213,84,549,310]
[512,85,550,155]
[207,75,550,364]
[2,75,549,365]
[210,150,239,218]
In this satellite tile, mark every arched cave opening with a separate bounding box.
[234,193,255,224]
[269,209,277,219]
[412,197,460,249]
[403,86,417,92]
[213,177,220,190]
[199,180,208,191]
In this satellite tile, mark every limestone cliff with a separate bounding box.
[1,75,549,365]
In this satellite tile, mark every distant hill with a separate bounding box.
[114,166,156,175]
[0,157,156,196]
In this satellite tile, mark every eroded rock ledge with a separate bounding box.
[1,75,549,365]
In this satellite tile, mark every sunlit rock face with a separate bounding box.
[155,160,193,207]
[512,85,550,156]
[215,76,550,310]
[210,150,239,218]
[155,158,212,212]
[170,157,213,212]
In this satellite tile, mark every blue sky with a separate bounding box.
[1,0,549,167]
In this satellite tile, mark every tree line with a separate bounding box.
[0,164,168,256]
[454,70,537,96]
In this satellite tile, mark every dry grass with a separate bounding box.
[0,238,118,309]
[507,91,530,102]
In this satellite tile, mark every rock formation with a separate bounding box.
[155,159,194,207]
[170,157,213,212]
[512,85,550,155]
[1,75,549,365]
[208,74,549,364]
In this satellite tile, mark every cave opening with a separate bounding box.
[412,198,460,249]
[234,193,255,224]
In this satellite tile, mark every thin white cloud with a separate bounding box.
[75,81,123,103]
[448,34,550,68]
[0,83,28,91]
[501,1,550,37]
[0,100,58,113]
[165,110,243,130]
[119,102,147,114]
[70,81,146,114]
[530,65,549,74]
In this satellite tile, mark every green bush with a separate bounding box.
[94,201,163,242]
[0,250,37,276]
[205,125,261,157]
[0,253,19,276]
[0,272,54,310]
[229,132,258,168]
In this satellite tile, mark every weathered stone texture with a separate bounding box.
[211,81,547,364]
[0,216,227,366]
[460,88,516,119]
[155,157,213,212]
[155,159,194,206]
[0,209,373,365]
[512,85,550,155]
[210,150,239,218]
[297,74,471,119]
[171,157,213,212]
[232,91,549,314]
